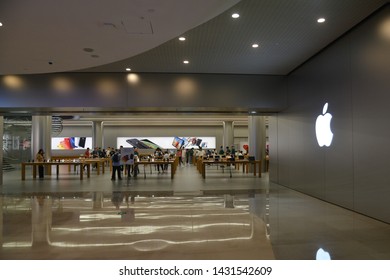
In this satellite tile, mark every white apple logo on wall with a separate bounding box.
[315,103,333,147]
[316,248,331,260]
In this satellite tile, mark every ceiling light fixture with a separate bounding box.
[0,22,3,27]
[252,44,259,48]
[232,13,240,19]
[183,60,189,64]
[317,18,326,23]
[179,37,186,41]
[126,68,131,71]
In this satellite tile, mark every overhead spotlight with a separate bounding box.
[232,13,240,19]
[179,37,186,41]
[183,60,189,64]
[126,68,131,71]
[252,44,259,48]
[317,18,326,23]
[0,22,3,27]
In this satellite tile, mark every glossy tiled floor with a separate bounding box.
[1,163,389,260]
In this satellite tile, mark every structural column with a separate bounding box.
[223,121,234,150]
[0,116,3,185]
[31,116,52,160]
[92,121,103,149]
[248,116,266,171]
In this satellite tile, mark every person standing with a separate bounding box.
[133,148,140,177]
[84,147,90,158]
[36,149,45,179]
[176,148,183,166]
[231,145,236,157]
[186,148,194,165]
[163,150,170,172]
[111,149,122,180]
[154,148,163,173]
[218,146,225,155]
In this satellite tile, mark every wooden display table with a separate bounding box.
[21,161,90,180]
[80,158,107,175]
[199,159,262,179]
[134,159,178,179]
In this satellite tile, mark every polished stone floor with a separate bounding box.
[1,163,390,260]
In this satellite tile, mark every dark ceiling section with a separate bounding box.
[82,0,389,75]
[0,0,388,117]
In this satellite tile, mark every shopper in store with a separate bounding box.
[163,150,170,172]
[133,148,140,177]
[154,147,164,173]
[36,149,45,179]
[176,148,183,166]
[84,147,90,158]
[186,148,194,165]
[231,145,236,157]
[111,149,122,180]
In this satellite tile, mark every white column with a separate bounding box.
[92,121,103,149]
[101,122,105,148]
[31,116,52,160]
[248,116,266,171]
[223,121,234,150]
[0,116,3,185]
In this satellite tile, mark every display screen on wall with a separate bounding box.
[116,137,216,149]
[51,137,92,150]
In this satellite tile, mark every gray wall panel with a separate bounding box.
[126,73,288,111]
[272,5,390,223]
[350,7,390,222]
[0,73,287,113]
[0,73,128,108]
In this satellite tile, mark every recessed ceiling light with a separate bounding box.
[0,22,3,27]
[179,37,186,41]
[252,44,259,48]
[126,68,131,71]
[317,18,326,23]
[232,13,240,19]
[183,60,189,64]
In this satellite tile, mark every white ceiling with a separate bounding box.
[0,0,388,76]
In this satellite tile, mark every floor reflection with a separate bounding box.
[2,166,390,260]
[0,192,274,260]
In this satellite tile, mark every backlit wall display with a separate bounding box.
[116,137,216,150]
[51,137,92,150]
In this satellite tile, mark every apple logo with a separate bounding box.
[316,248,331,260]
[315,103,333,147]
